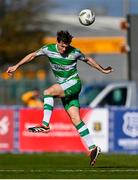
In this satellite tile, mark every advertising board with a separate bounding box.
[19,108,89,152]
[0,109,14,152]
[83,108,109,152]
[110,107,138,153]
[19,108,109,153]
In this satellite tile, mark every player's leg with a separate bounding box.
[66,105,96,149]
[66,105,101,166]
[61,78,101,166]
[43,83,65,97]
[42,83,65,127]
[28,83,65,133]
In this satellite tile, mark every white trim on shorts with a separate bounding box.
[60,79,77,91]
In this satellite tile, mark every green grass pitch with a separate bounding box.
[0,153,138,179]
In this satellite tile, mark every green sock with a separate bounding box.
[76,121,96,150]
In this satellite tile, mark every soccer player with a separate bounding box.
[7,30,113,166]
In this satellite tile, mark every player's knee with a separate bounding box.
[44,85,64,96]
[43,89,52,96]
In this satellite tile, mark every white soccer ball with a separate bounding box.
[79,9,95,26]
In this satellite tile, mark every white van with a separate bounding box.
[79,81,138,108]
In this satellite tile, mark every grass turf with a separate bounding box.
[0,153,138,179]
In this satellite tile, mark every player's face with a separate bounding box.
[57,41,70,54]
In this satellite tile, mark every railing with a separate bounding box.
[0,79,50,105]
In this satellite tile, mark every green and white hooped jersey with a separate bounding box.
[36,44,85,84]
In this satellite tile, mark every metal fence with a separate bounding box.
[0,79,50,105]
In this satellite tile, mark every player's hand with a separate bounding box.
[6,65,18,76]
[103,66,114,74]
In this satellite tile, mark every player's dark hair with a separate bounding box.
[57,30,73,44]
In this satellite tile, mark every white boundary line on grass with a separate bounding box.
[0,169,138,172]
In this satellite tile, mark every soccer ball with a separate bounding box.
[79,9,95,26]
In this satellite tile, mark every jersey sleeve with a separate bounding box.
[35,45,48,56]
[75,49,86,61]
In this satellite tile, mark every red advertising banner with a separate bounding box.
[19,108,90,152]
[0,109,14,152]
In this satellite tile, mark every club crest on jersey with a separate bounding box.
[68,54,75,59]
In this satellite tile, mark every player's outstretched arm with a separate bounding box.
[84,57,113,74]
[6,52,37,76]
